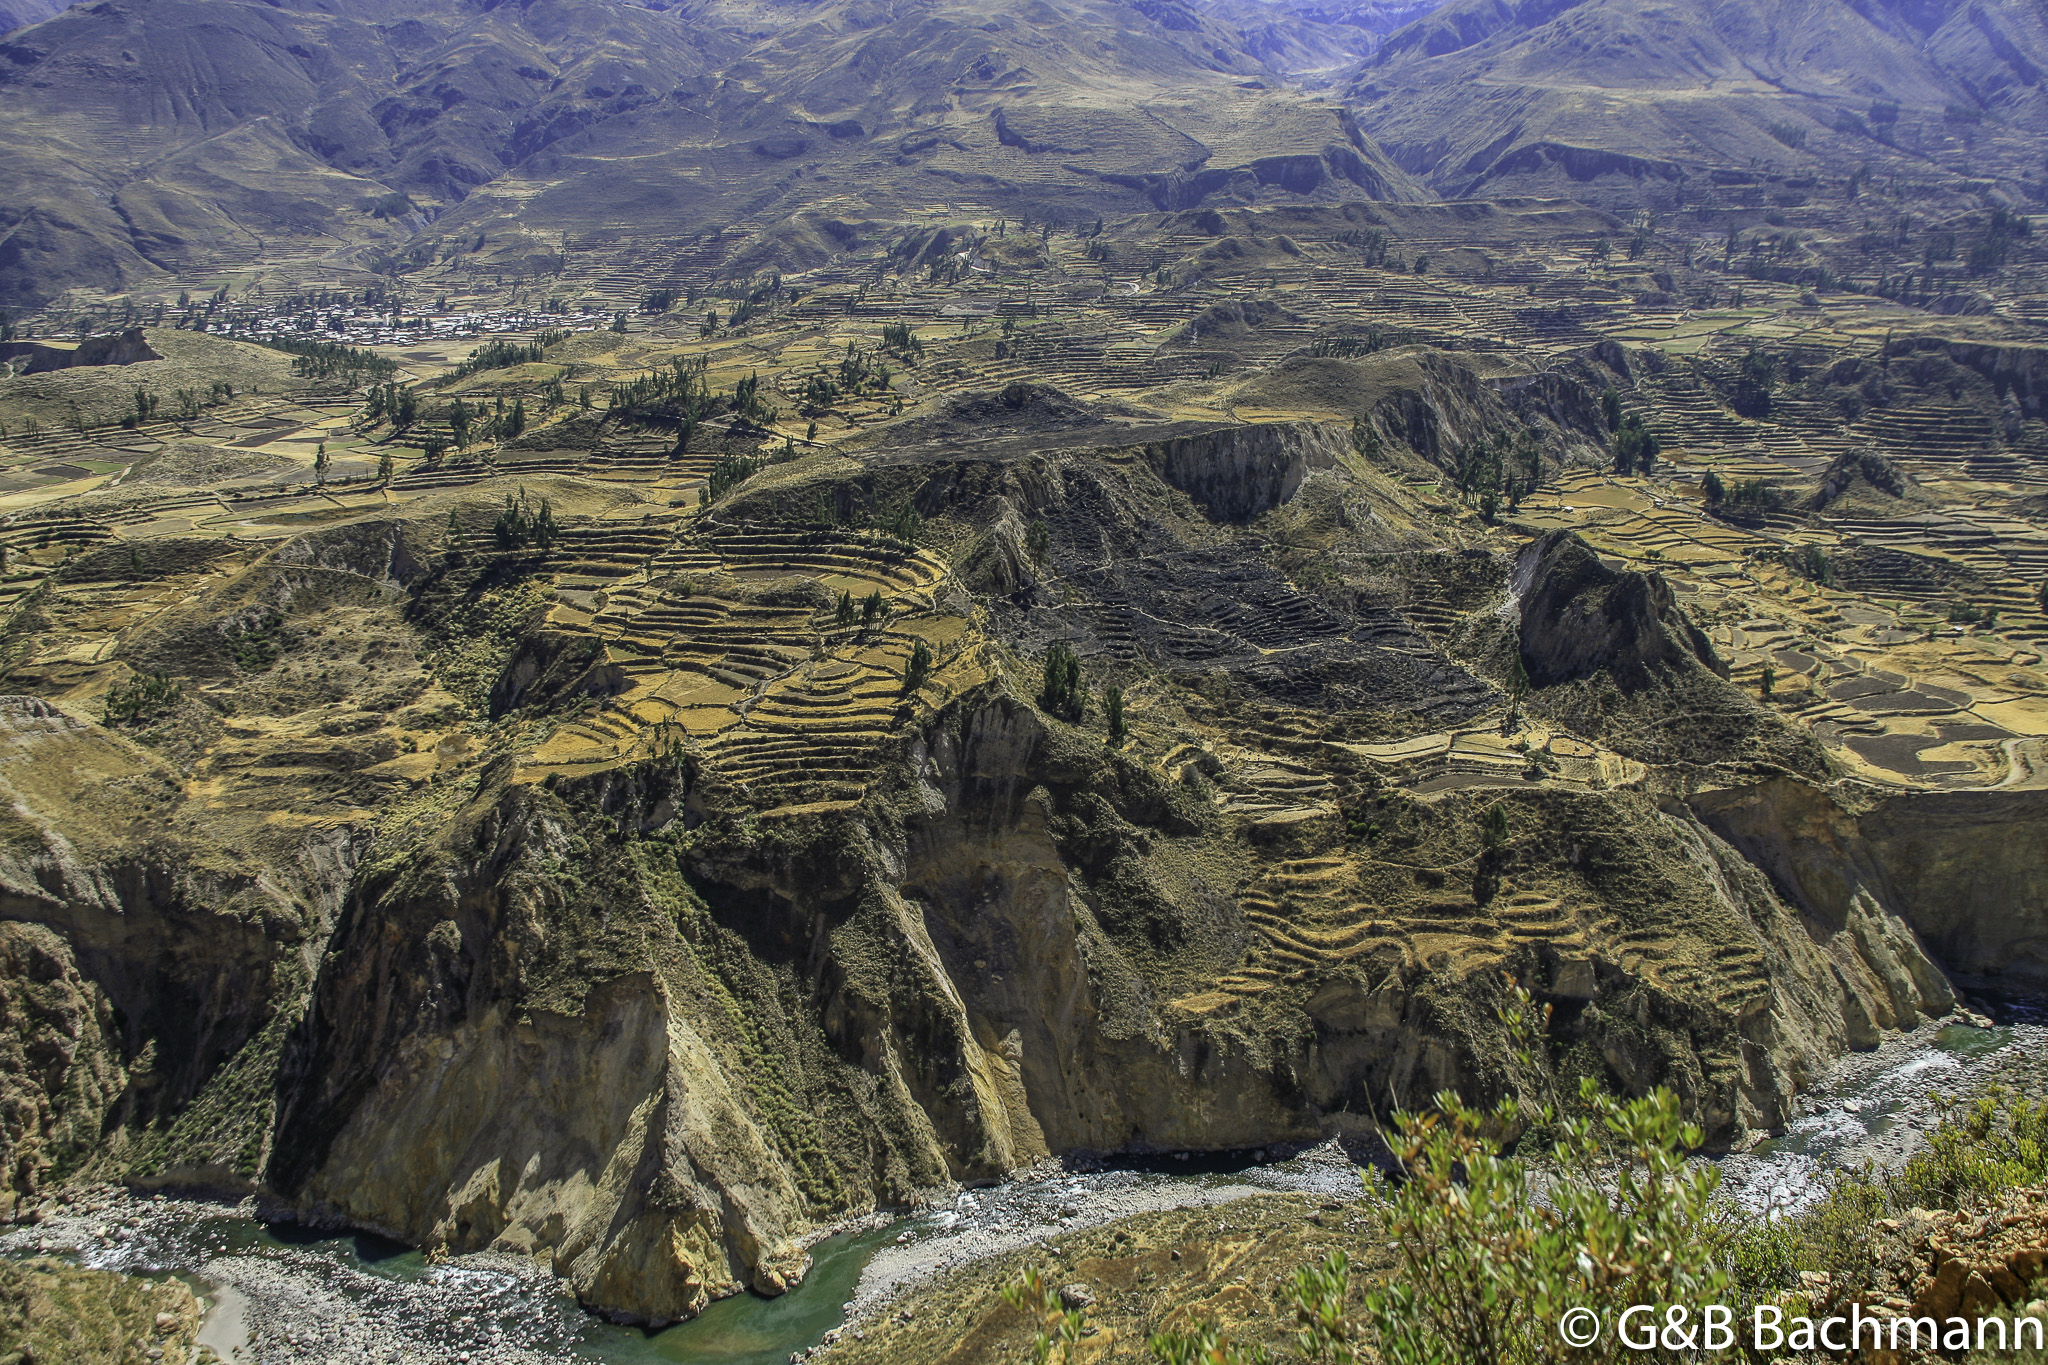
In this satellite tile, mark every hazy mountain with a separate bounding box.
[1200,0,1443,75]
[1348,0,2048,205]
[0,0,1427,307]
[0,0,67,39]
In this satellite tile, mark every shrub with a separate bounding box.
[1128,985,1729,1365]
[1888,1088,2048,1212]
[103,670,180,725]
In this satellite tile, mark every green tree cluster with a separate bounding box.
[103,670,180,725]
[492,489,559,550]
[1040,642,1085,721]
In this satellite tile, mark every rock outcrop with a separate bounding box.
[1514,531,1725,690]
[1695,778,2048,995]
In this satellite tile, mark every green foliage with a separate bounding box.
[834,590,855,628]
[1601,386,1623,430]
[880,321,925,360]
[1760,664,1775,698]
[1289,1251,1358,1363]
[1768,120,1809,149]
[438,333,564,385]
[1352,416,1384,462]
[102,669,180,725]
[1135,986,1727,1365]
[418,575,555,715]
[363,382,419,429]
[1726,1087,2048,1317]
[1026,519,1051,565]
[703,451,764,504]
[1453,435,1505,497]
[884,498,922,547]
[1150,1320,1272,1365]
[492,489,559,550]
[1792,544,1832,586]
[1889,1088,2048,1211]
[860,590,884,628]
[1611,412,1659,475]
[1715,477,1783,516]
[1040,641,1085,721]
[1314,330,1402,359]
[1364,1078,1728,1364]
[1104,684,1127,747]
[255,335,400,383]
[641,287,681,313]
[1002,1269,1087,1365]
[226,610,291,672]
[120,387,159,428]
[904,638,933,693]
[834,344,894,397]
[1701,470,1727,504]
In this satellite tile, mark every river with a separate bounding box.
[2,1013,2037,1364]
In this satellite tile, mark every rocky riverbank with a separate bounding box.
[0,1011,2038,1365]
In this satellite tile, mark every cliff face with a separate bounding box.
[0,425,2036,1330]
[1694,778,2048,996]
[244,680,1980,1325]
[0,697,330,1206]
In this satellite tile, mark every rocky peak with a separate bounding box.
[1513,530,1726,689]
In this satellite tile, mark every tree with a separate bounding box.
[1352,417,1384,462]
[506,398,526,438]
[1025,519,1051,565]
[860,590,884,628]
[834,590,856,628]
[904,639,933,693]
[1612,413,1659,475]
[1600,386,1623,431]
[1761,664,1776,699]
[1040,642,1084,721]
[314,442,330,484]
[1104,684,1127,747]
[377,451,394,484]
[885,499,922,546]
[492,489,558,550]
[611,311,628,333]
[1701,470,1727,504]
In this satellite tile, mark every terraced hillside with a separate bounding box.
[0,187,2042,1333]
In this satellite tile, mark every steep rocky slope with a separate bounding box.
[0,367,2015,1323]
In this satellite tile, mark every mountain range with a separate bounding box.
[0,0,2043,307]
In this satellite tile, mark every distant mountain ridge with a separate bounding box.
[1347,0,2048,205]
[0,0,66,38]
[0,0,1431,307]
